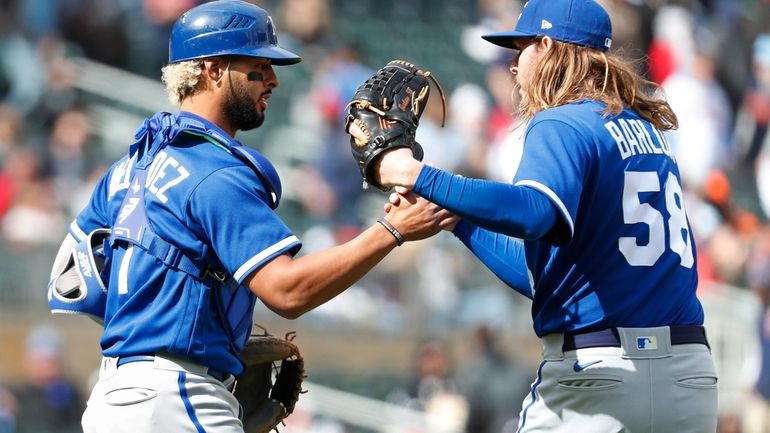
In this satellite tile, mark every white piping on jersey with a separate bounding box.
[233,236,301,282]
[514,180,575,236]
[69,220,87,241]
[118,245,134,295]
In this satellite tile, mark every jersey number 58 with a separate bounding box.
[619,170,694,268]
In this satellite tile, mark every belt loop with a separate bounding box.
[542,334,565,360]
[221,375,237,393]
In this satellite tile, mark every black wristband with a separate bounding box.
[377,218,405,246]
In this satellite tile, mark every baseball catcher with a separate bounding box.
[236,326,305,433]
[46,3,457,432]
[345,60,446,191]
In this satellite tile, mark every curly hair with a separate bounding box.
[518,40,678,131]
[161,60,205,105]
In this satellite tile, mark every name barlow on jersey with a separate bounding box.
[605,117,675,161]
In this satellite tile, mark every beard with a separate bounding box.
[223,78,265,131]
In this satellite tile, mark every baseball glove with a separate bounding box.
[235,326,305,433]
[345,59,446,191]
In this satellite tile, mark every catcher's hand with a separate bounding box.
[345,60,446,191]
[234,327,305,433]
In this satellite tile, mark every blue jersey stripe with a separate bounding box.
[514,180,574,236]
[233,235,301,281]
[178,371,207,433]
[517,360,546,433]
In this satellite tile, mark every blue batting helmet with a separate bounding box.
[168,0,301,65]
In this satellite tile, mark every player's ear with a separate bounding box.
[540,36,554,52]
[203,56,230,86]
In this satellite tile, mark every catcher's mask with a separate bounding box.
[168,0,301,65]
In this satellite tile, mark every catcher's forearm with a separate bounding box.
[247,223,398,318]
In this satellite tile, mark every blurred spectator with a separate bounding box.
[282,403,348,433]
[395,337,468,430]
[483,54,523,182]
[17,0,61,40]
[0,146,42,219]
[0,103,20,166]
[734,33,770,220]
[707,0,755,112]
[10,324,83,433]
[719,412,744,433]
[457,325,532,433]
[743,228,770,433]
[0,147,66,248]
[651,5,697,82]
[663,26,733,191]
[695,170,760,286]
[294,44,373,238]
[124,0,198,77]
[414,243,463,330]
[280,0,331,46]
[484,54,517,142]
[735,34,770,167]
[277,0,333,65]
[32,36,83,128]
[58,0,128,68]
[460,0,520,65]
[40,107,99,215]
[417,82,467,173]
[597,0,655,74]
[0,387,15,433]
[0,21,45,115]
[447,82,491,178]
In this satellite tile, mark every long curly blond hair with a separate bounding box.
[518,40,678,131]
[161,60,205,105]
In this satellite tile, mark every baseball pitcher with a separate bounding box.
[346,0,718,432]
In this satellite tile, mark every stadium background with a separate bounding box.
[0,0,769,432]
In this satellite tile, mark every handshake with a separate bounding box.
[344,60,445,191]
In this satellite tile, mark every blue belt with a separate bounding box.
[116,355,231,383]
[562,325,709,351]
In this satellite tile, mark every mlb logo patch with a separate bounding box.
[637,336,658,350]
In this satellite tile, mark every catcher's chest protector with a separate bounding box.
[48,112,282,354]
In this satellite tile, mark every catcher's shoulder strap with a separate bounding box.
[175,112,282,209]
[111,111,281,279]
[110,115,224,282]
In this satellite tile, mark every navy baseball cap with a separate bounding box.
[482,0,612,52]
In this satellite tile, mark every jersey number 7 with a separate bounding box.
[619,170,694,268]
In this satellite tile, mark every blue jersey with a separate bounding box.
[71,111,301,375]
[513,101,702,336]
[413,100,703,338]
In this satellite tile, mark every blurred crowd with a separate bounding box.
[1,0,770,432]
